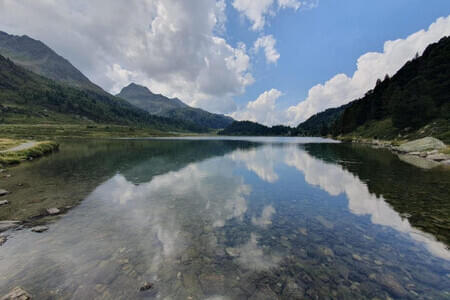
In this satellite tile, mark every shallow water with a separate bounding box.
[0,138,449,299]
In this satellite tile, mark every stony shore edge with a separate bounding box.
[338,136,450,169]
[0,140,59,166]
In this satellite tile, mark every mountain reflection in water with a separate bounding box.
[0,138,449,299]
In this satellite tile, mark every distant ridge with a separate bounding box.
[117,83,234,130]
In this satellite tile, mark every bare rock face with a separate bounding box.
[427,153,448,162]
[1,287,32,300]
[396,137,446,153]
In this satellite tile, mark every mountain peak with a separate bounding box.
[121,82,154,96]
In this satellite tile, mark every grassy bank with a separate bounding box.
[0,140,59,165]
[0,123,183,140]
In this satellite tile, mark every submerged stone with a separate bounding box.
[0,221,20,233]
[0,235,6,246]
[0,200,8,206]
[1,287,31,300]
[139,282,153,291]
[31,226,49,233]
[0,189,9,197]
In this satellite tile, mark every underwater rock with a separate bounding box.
[199,273,225,295]
[315,216,334,229]
[225,247,240,257]
[249,286,279,300]
[0,235,6,246]
[139,282,153,291]
[319,246,334,257]
[1,287,32,300]
[31,226,49,233]
[0,189,9,197]
[0,221,20,233]
[282,279,305,299]
[375,274,407,298]
[0,200,8,206]
[352,254,362,261]
[46,208,61,215]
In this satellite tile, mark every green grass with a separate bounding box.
[0,141,59,165]
[0,123,181,140]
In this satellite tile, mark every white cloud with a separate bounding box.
[286,15,450,125]
[232,0,304,31]
[252,205,276,227]
[231,88,283,125]
[277,0,301,10]
[0,0,253,114]
[254,34,280,64]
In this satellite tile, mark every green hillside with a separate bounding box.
[295,103,351,136]
[0,31,101,91]
[295,36,450,143]
[0,54,205,133]
[117,83,234,130]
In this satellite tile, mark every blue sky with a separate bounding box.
[228,0,450,109]
[1,0,449,125]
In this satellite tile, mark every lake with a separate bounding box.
[0,137,449,299]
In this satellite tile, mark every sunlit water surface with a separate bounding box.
[0,138,449,299]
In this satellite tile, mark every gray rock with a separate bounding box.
[0,221,20,233]
[398,154,440,169]
[0,287,31,300]
[396,137,446,153]
[0,200,8,206]
[442,160,450,165]
[0,189,9,197]
[0,235,6,246]
[225,247,240,257]
[139,282,153,291]
[427,153,448,162]
[46,207,60,215]
[31,226,49,233]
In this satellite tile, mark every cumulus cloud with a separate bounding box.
[232,0,303,31]
[0,0,253,113]
[231,88,284,125]
[254,35,280,64]
[285,15,450,125]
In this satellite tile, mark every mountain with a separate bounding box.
[218,120,293,136]
[297,36,450,143]
[117,83,234,130]
[295,103,352,136]
[0,54,205,132]
[0,31,101,91]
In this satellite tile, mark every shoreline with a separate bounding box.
[336,136,450,169]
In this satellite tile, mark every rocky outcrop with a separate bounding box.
[396,137,445,153]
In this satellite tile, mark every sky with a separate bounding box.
[0,0,449,126]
